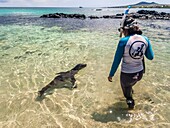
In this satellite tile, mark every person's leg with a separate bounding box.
[120,70,143,109]
[120,72,134,99]
[120,72,138,109]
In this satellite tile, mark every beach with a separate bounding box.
[0,7,170,128]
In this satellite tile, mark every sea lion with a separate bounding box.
[38,63,87,97]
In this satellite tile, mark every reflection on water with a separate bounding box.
[0,17,170,128]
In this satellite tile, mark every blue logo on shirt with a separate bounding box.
[129,41,146,59]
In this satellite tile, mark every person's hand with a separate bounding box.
[108,76,112,82]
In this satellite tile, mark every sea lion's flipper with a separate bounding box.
[72,84,77,88]
[71,77,77,88]
[38,90,44,97]
[38,83,54,97]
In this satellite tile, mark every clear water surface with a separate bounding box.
[0,7,170,128]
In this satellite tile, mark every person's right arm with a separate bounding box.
[109,40,124,77]
[108,37,128,82]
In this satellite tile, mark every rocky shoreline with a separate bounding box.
[40,10,170,20]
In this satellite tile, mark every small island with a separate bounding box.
[108,1,170,8]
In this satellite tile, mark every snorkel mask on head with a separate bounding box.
[123,18,138,29]
[119,6,131,37]
[119,17,140,36]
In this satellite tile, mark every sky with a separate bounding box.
[0,0,170,7]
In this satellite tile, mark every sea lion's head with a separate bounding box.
[72,64,87,71]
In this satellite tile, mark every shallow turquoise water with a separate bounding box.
[0,8,170,128]
[0,7,87,16]
[1,7,169,16]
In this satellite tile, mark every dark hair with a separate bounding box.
[127,27,143,35]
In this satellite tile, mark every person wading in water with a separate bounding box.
[108,17,154,109]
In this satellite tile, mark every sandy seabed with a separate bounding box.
[0,18,170,128]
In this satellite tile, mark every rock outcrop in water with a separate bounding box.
[40,13,86,19]
[128,10,170,20]
[40,10,170,20]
